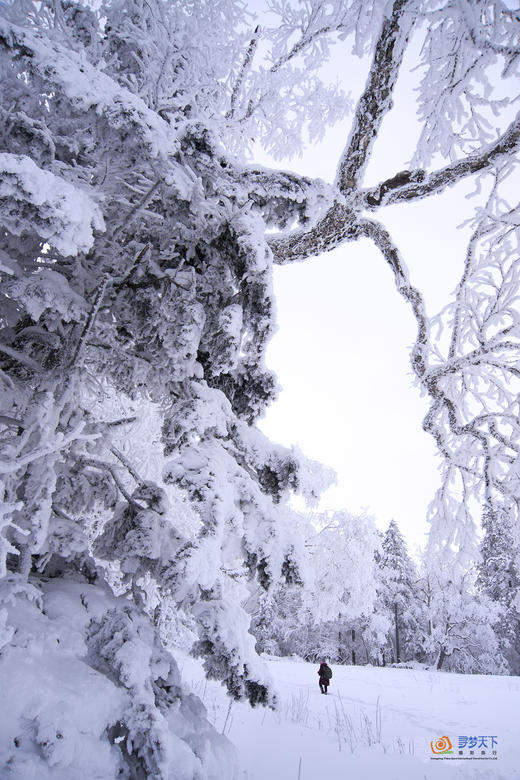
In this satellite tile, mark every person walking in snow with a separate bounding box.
[317,661,332,694]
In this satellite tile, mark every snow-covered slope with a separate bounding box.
[180,653,520,780]
[2,578,518,780]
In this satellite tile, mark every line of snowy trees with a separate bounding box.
[0,0,519,777]
[249,514,519,675]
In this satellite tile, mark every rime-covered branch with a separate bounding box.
[360,114,520,209]
[238,167,335,228]
[354,218,430,381]
[268,203,358,264]
[227,26,261,119]
[269,113,519,264]
[335,0,412,195]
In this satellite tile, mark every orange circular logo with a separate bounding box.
[431,736,453,754]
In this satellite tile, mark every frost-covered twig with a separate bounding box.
[0,342,41,372]
[68,275,110,369]
[112,182,161,242]
[104,416,138,428]
[0,423,96,475]
[221,697,233,735]
[227,26,261,119]
[74,454,143,508]
[270,24,334,74]
[109,446,143,485]
[112,245,150,289]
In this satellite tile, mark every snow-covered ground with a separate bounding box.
[180,654,520,780]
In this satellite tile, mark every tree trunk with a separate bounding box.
[361,633,370,665]
[394,603,400,664]
[352,628,356,665]
[436,646,446,670]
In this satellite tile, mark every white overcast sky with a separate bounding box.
[251,25,483,553]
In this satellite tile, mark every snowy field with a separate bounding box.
[180,654,520,780]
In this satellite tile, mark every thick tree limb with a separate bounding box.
[245,0,412,233]
[268,203,358,264]
[238,167,335,228]
[335,0,412,195]
[266,0,519,267]
[359,113,520,209]
[269,113,520,264]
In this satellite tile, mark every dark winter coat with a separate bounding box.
[318,663,332,685]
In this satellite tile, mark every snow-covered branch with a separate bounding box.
[0,18,193,197]
[355,217,430,380]
[268,202,359,263]
[0,153,104,256]
[360,113,520,208]
[269,112,520,264]
[336,0,412,195]
[238,166,336,228]
[227,25,261,119]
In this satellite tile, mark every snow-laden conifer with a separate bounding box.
[376,520,423,664]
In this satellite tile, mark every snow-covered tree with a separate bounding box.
[248,572,306,657]
[376,519,423,663]
[478,502,520,672]
[248,510,382,662]
[307,511,380,623]
[0,1,336,774]
[1,0,520,775]
[419,535,507,673]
